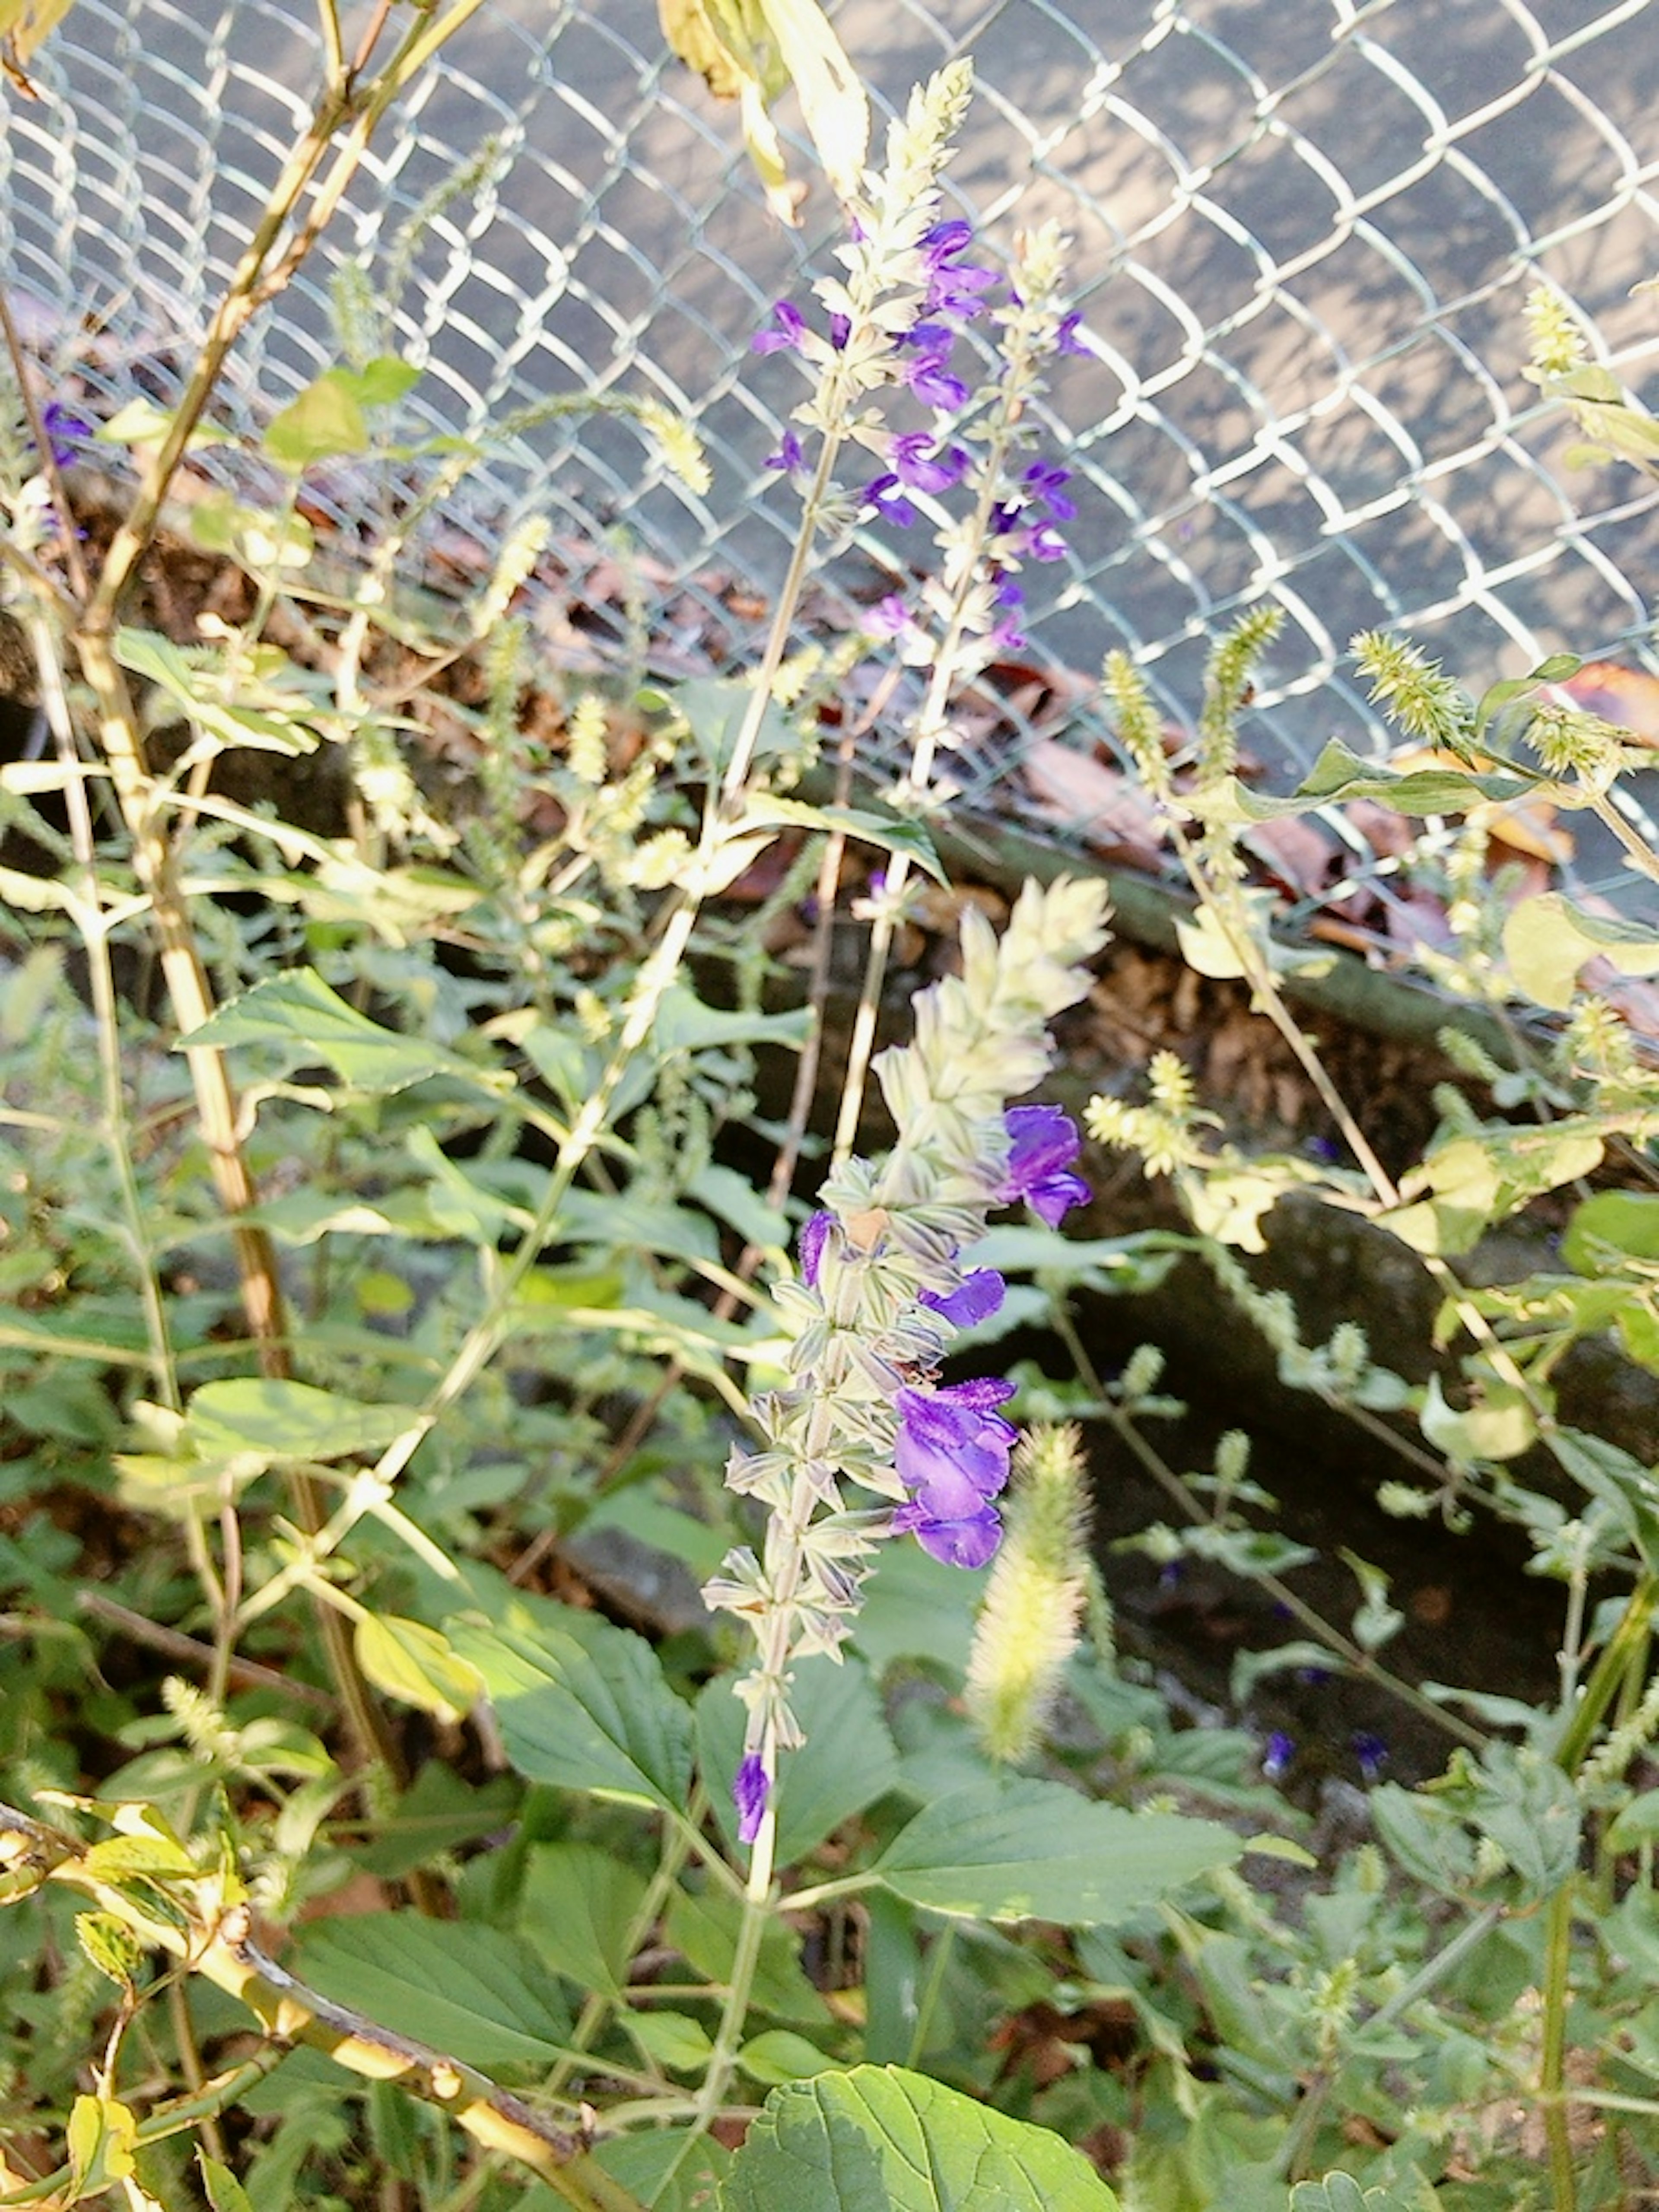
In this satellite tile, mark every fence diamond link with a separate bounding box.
[3,0,1657,849]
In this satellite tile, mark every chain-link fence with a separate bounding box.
[5,0,1658,836]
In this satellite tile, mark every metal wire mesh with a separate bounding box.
[5,0,1658,820]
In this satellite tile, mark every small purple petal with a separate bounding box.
[734,1754,770,1843]
[867,593,914,639]
[890,432,969,494]
[799,1210,834,1289]
[1262,1732,1295,1782]
[41,400,92,470]
[751,301,807,355]
[921,219,975,267]
[864,473,918,528]
[999,1106,1089,1224]
[829,312,851,351]
[1056,312,1094,358]
[903,352,969,410]
[890,1497,1002,1569]
[1027,523,1069,562]
[918,1268,1006,1328]
[765,428,806,476]
[1351,1731,1389,1783]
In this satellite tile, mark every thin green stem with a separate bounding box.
[1540,1882,1578,2212]
[904,1922,957,2069]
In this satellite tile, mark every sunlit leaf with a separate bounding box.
[293,1916,571,2073]
[183,1378,410,1468]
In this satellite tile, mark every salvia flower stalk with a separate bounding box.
[703,875,1109,1850]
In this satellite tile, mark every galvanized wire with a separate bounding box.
[4,0,1657,847]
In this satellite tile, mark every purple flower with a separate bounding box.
[891,1376,1017,1569]
[752,302,807,355]
[889,432,968,494]
[829,312,851,351]
[734,1753,770,1843]
[1023,461,1077,522]
[765,428,806,476]
[1262,1732,1295,1782]
[998,1105,1089,1227]
[903,350,969,411]
[867,593,915,639]
[1026,522,1069,562]
[41,400,92,470]
[1056,312,1094,358]
[799,1210,834,1289]
[864,473,919,528]
[1351,1730,1389,1783]
[921,219,975,267]
[918,1268,1006,1328]
[989,575,1026,653]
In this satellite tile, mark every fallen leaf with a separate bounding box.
[1021,740,1169,868]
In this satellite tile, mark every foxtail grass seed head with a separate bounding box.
[966,1423,1092,1762]
[704,878,1109,1844]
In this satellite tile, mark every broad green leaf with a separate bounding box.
[519,1841,651,1999]
[745,795,946,884]
[697,1655,900,1866]
[352,1765,519,1882]
[875,1778,1240,1925]
[1189,740,1523,826]
[1504,891,1659,1011]
[624,2009,714,2073]
[1563,1189,1659,1274]
[853,1543,990,1679]
[354,1614,483,1725]
[1290,2177,1417,2212]
[264,371,369,471]
[1418,1375,1536,1464]
[664,1883,829,2024]
[1377,1126,1605,1256]
[739,2030,839,2085]
[652,985,812,1056]
[115,628,321,755]
[721,2064,1119,2212]
[293,1916,571,2073]
[1549,1426,1659,1564]
[183,1378,410,1467]
[98,396,236,450]
[449,1597,693,1811]
[592,2128,729,2211]
[178,967,499,1096]
[1607,1788,1659,1853]
[66,2093,137,2197]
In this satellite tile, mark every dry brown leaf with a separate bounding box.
[1021,739,1169,868]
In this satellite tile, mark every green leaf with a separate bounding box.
[1418,1375,1536,1465]
[664,1884,829,2025]
[696,1656,899,1866]
[624,2009,714,2073]
[292,1916,571,2074]
[753,0,868,197]
[721,2064,1119,2211]
[352,1765,519,1883]
[177,967,499,1096]
[875,1779,1240,1925]
[1290,2177,1418,2212]
[115,628,321,755]
[1549,1427,1659,1565]
[519,1841,651,1999]
[1504,892,1659,1011]
[264,371,369,471]
[199,2152,256,2212]
[593,2128,730,2211]
[449,1596,693,1811]
[1563,1189,1659,1275]
[739,2030,839,2085]
[183,1378,410,1468]
[744,797,946,884]
[1190,740,1523,826]
[354,1614,483,1725]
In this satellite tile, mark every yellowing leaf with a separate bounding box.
[356,1614,484,1725]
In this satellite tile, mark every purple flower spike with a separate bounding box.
[734,1753,770,1843]
[765,428,806,477]
[999,1105,1090,1227]
[892,1376,1017,1568]
[799,1210,834,1289]
[41,400,92,470]
[752,302,807,355]
[919,1268,1006,1328]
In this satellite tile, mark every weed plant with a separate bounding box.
[3,6,1659,2210]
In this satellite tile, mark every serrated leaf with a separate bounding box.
[721,2064,1119,2211]
[293,1916,571,2073]
[664,1884,829,2024]
[875,1778,1240,1925]
[1505,891,1659,1011]
[177,967,496,1096]
[355,1614,483,1725]
[520,1841,651,1998]
[697,1655,899,1866]
[450,1598,693,1810]
[183,1378,410,1468]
